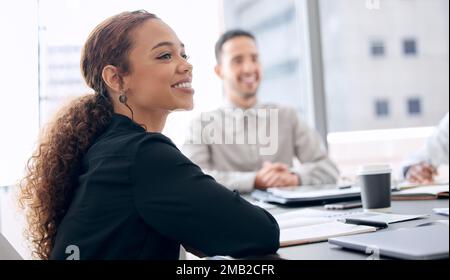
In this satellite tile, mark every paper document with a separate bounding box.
[433,208,449,217]
[393,185,448,196]
[276,216,331,229]
[275,208,427,226]
[280,222,375,247]
[274,208,363,220]
[267,185,360,199]
[395,181,449,191]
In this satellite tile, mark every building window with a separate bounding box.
[403,38,417,55]
[370,40,385,57]
[375,99,390,117]
[407,97,422,115]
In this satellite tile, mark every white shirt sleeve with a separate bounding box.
[427,113,449,166]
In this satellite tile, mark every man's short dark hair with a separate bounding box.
[215,29,256,64]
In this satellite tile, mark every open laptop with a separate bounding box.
[329,223,449,260]
[0,233,23,260]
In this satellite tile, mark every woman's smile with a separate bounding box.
[171,79,195,94]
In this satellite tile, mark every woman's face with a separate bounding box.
[122,19,194,112]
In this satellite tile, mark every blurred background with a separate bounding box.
[0,0,448,258]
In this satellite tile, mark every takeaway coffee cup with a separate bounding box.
[357,164,392,212]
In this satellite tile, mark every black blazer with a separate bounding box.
[50,114,279,260]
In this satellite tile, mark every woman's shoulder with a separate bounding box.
[88,130,178,162]
[131,132,188,174]
[135,132,180,156]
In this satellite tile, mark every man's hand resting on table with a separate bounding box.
[254,161,300,189]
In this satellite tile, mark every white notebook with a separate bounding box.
[280,222,376,247]
[275,208,426,247]
[392,184,449,199]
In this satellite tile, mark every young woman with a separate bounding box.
[19,10,279,260]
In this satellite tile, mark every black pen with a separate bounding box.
[341,218,388,229]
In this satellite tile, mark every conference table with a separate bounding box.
[1,185,448,260]
[243,195,449,260]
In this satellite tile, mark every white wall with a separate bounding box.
[0,0,39,188]
[0,0,39,259]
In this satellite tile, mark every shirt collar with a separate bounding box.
[220,100,269,119]
[110,113,146,132]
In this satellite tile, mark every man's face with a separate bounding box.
[215,36,262,109]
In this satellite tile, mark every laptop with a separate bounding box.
[251,184,361,207]
[329,223,449,260]
[0,233,23,260]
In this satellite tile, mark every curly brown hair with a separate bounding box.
[19,10,157,260]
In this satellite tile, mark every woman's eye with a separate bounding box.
[159,53,172,60]
[182,54,190,60]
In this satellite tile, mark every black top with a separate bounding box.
[50,114,279,260]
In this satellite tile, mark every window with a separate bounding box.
[320,0,448,178]
[408,98,422,116]
[375,99,390,117]
[370,40,385,57]
[320,0,447,131]
[403,38,418,55]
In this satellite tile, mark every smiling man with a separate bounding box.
[182,30,339,193]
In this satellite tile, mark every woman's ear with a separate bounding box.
[102,65,121,93]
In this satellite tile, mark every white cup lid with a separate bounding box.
[357,164,392,176]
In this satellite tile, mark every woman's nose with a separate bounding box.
[180,60,193,74]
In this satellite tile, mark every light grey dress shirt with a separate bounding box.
[182,103,340,193]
